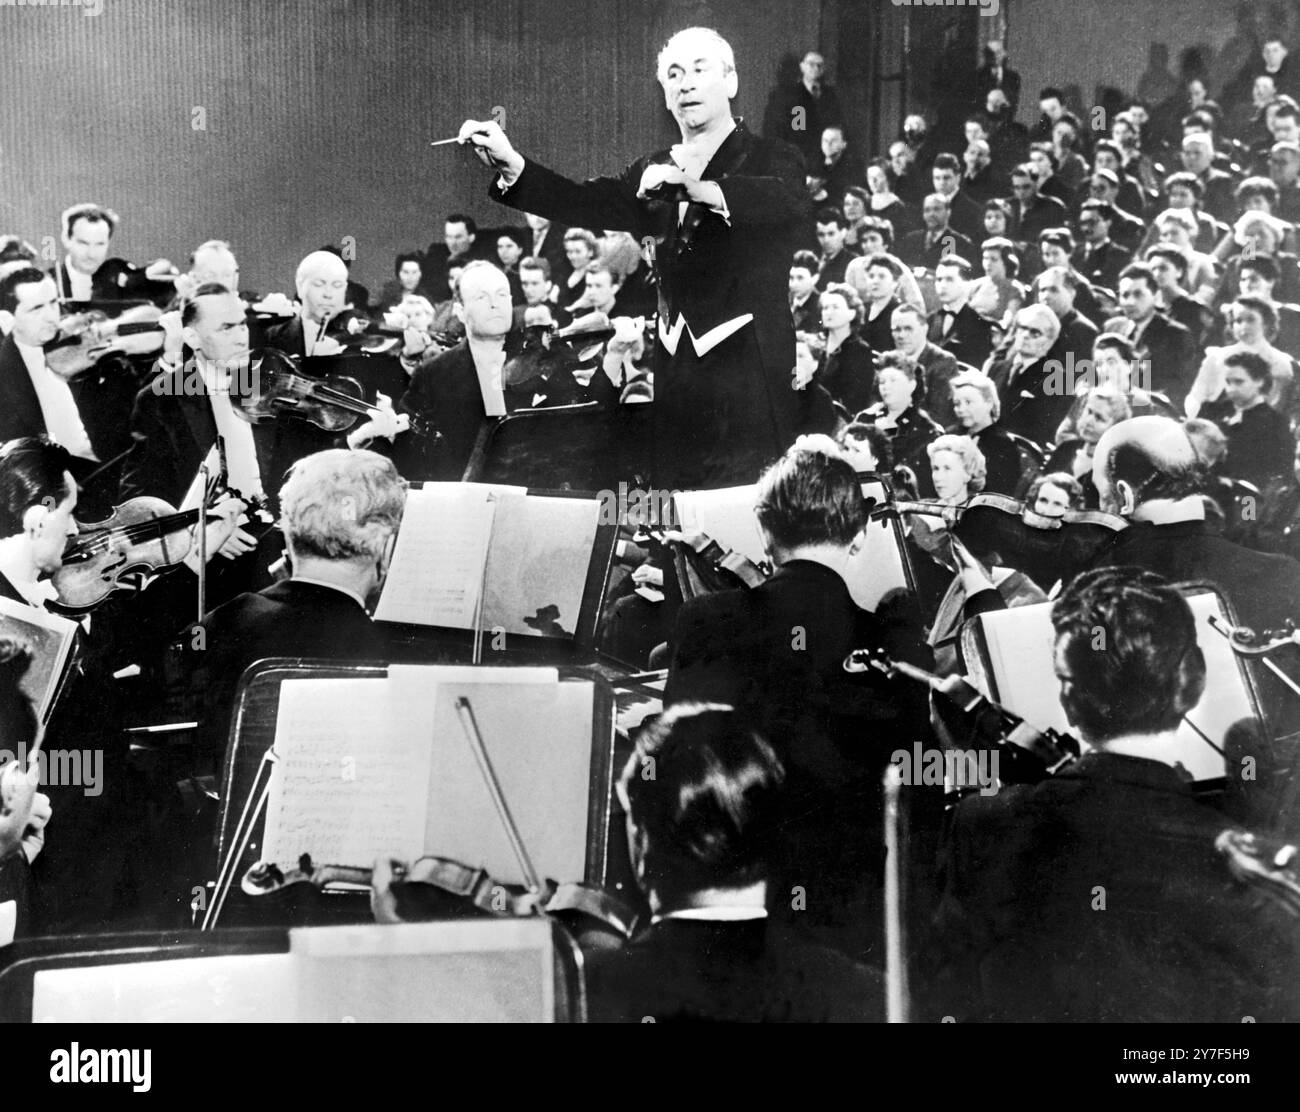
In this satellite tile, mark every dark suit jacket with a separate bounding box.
[763,81,844,163]
[186,579,390,766]
[1130,313,1197,407]
[943,189,986,245]
[971,422,1025,495]
[974,64,1021,116]
[898,227,974,273]
[0,335,48,444]
[914,343,960,430]
[819,335,876,415]
[1199,168,1238,222]
[1053,308,1100,363]
[49,257,175,306]
[493,119,809,485]
[988,353,1075,448]
[665,560,931,957]
[586,918,884,1022]
[120,364,326,509]
[936,751,1300,1022]
[397,341,494,482]
[928,303,994,370]
[1074,239,1132,292]
[1010,194,1069,248]
[816,247,859,291]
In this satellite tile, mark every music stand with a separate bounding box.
[213,659,619,921]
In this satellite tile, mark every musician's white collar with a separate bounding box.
[0,541,57,609]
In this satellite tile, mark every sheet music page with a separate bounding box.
[373,487,496,628]
[481,495,600,638]
[263,678,436,865]
[422,679,594,885]
[672,486,767,566]
[0,598,79,724]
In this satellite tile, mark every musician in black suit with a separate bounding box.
[262,250,354,359]
[584,704,884,1022]
[458,27,810,488]
[987,303,1072,448]
[398,260,521,481]
[928,256,994,370]
[665,441,932,963]
[1115,262,1198,408]
[0,642,51,941]
[50,203,178,306]
[934,566,1300,1022]
[182,449,402,771]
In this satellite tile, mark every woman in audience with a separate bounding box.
[1050,119,1090,195]
[792,335,843,436]
[858,352,944,493]
[927,433,986,508]
[817,281,877,416]
[1045,384,1133,508]
[1216,211,1300,305]
[948,370,1024,495]
[1025,471,1085,519]
[982,198,1014,241]
[1154,208,1218,301]
[842,186,872,250]
[1186,295,1297,421]
[847,252,905,354]
[968,237,1025,329]
[865,158,912,237]
[561,227,599,314]
[1212,350,1294,489]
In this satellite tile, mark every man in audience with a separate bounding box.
[987,303,1070,447]
[523,213,571,288]
[1086,169,1146,252]
[763,49,843,167]
[422,213,489,299]
[892,302,960,429]
[810,125,861,203]
[935,566,1299,1022]
[1075,200,1133,291]
[929,255,994,369]
[1181,133,1238,222]
[1035,266,1099,366]
[1008,163,1069,249]
[898,194,972,272]
[1268,140,1300,223]
[1115,262,1197,407]
[961,138,999,205]
[789,249,821,333]
[815,207,859,290]
[931,153,983,244]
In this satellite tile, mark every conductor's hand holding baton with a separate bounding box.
[457,119,525,183]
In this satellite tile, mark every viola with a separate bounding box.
[241,852,639,949]
[43,304,166,381]
[502,313,619,388]
[232,348,432,438]
[50,496,226,614]
[886,493,1127,590]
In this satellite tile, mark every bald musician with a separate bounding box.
[457,26,809,488]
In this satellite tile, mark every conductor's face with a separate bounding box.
[659,35,737,134]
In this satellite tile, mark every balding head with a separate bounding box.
[1093,416,1203,518]
[191,240,239,290]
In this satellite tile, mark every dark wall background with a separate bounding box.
[0,0,822,295]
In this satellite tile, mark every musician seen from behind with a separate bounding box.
[584,704,885,1022]
[1086,415,1300,750]
[457,26,810,489]
[933,566,1300,1022]
[179,449,403,776]
[664,438,932,965]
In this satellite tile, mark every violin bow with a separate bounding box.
[453,696,546,899]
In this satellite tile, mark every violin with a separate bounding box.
[241,852,638,949]
[887,493,1127,590]
[502,312,619,388]
[43,303,166,381]
[232,348,432,438]
[848,649,1081,785]
[49,496,226,614]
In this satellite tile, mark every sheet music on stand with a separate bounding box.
[260,665,596,885]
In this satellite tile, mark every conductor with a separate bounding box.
[457,27,809,488]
